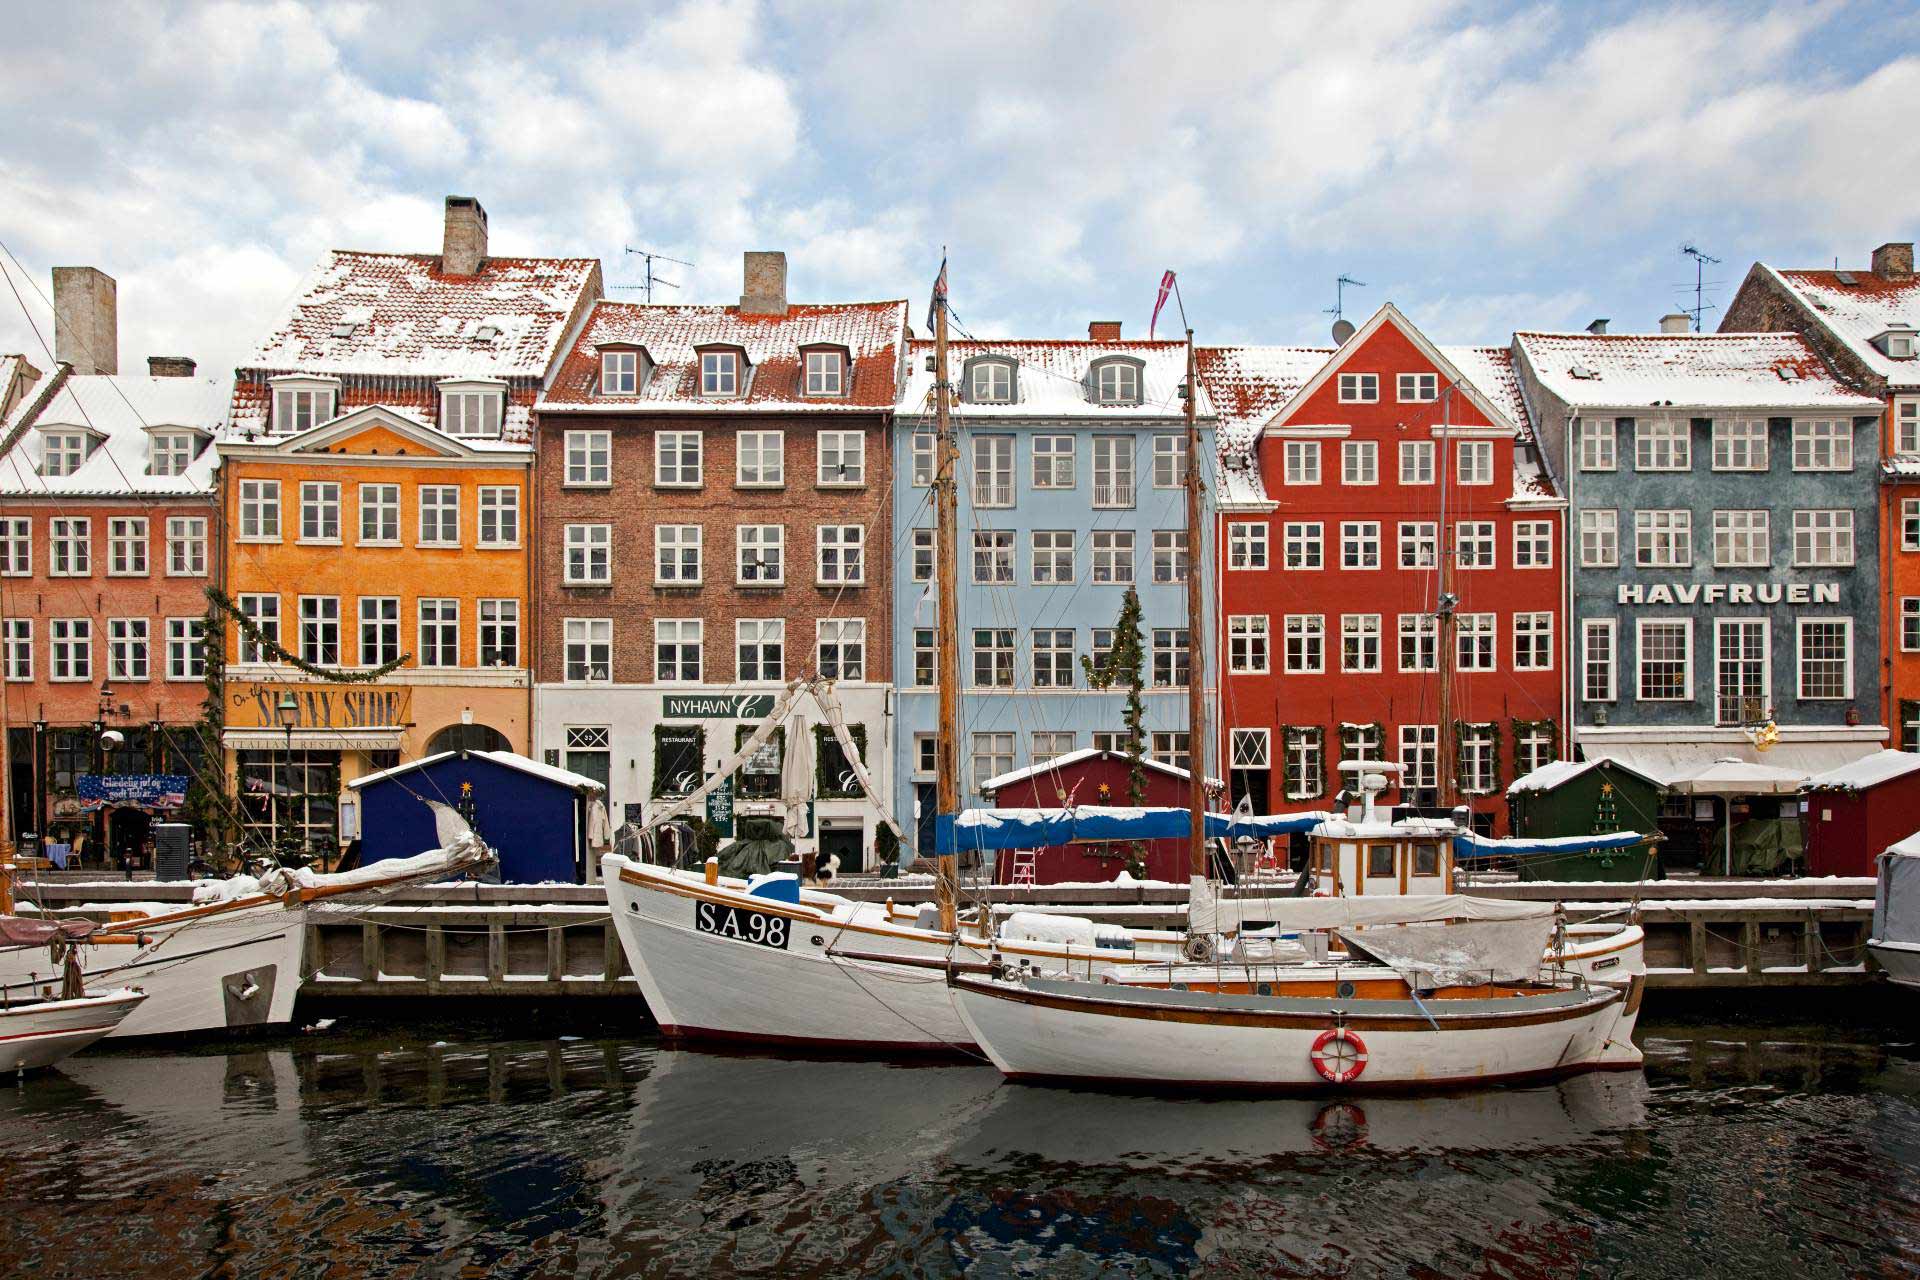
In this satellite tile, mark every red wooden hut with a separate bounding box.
[1802,750,1920,877]
[982,748,1210,884]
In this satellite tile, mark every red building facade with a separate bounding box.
[1201,306,1566,834]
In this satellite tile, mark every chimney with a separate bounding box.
[1658,313,1691,334]
[52,266,118,375]
[147,355,196,378]
[1586,318,1609,335]
[1872,242,1914,280]
[739,251,788,316]
[442,195,488,276]
[1088,320,1122,341]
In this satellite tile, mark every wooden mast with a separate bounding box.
[1436,381,1457,811]
[1183,327,1207,878]
[932,269,961,932]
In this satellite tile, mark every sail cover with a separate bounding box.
[1211,892,1553,933]
[1337,915,1557,988]
[1452,830,1649,860]
[941,806,1333,854]
[0,917,96,949]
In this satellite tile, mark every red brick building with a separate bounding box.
[1199,305,1566,833]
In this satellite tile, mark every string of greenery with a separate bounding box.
[205,586,410,684]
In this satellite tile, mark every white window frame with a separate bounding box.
[564,618,612,683]
[41,431,88,477]
[237,594,279,665]
[417,485,460,547]
[972,530,1014,585]
[910,432,936,487]
[1340,520,1381,570]
[1341,440,1377,485]
[737,430,785,487]
[1579,508,1618,568]
[1283,522,1323,571]
[149,431,196,477]
[817,431,866,486]
[1399,440,1434,485]
[1792,418,1852,472]
[1283,614,1325,674]
[1578,417,1617,472]
[1283,440,1321,485]
[49,618,90,681]
[737,618,785,683]
[1457,440,1494,485]
[1582,618,1616,702]
[1513,520,1552,568]
[1337,372,1379,403]
[1091,435,1134,508]
[817,618,865,680]
[655,618,703,682]
[699,349,741,397]
[1031,530,1075,585]
[1513,612,1554,671]
[107,617,149,682]
[477,486,520,548]
[358,483,400,546]
[1714,618,1771,726]
[655,431,703,487]
[1091,530,1134,584]
[1712,418,1768,471]
[1152,434,1184,488]
[817,525,865,585]
[565,430,611,487]
[1635,618,1693,703]
[1341,613,1382,674]
[803,349,845,397]
[1634,419,1691,472]
[298,482,341,545]
[1228,521,1267,570]
[655,524,703,586]
[1712,510,1770,568]
[1032,628,1076,688]
[0,518,27,577]
[1456,520,1495,570]
[49,517,90,576]
[599,349,638,395]
[1032,435,1074,489]
[1796,617,1853,700]
[478,598,520,668]
[1228,614,1269,674]
[238,481,280,543]
[439,383,504,438]
[3,617,28,682]
[1792,509,1855,567]
[1397,372,1438,403]
[737,524,785,586]
[1635,509,1693,568]
[1398,614,1437,673]
[1456,612,1497,672]
[298,595,341,667]
[564,523,612,585]
[108,516,148,576]
[358,596,401,667]
[973,434,1015,508]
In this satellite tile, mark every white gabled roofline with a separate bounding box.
[227,403,479,459]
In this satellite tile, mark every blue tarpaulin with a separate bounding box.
[935,806,1334,855]
[1451,830,1650,860]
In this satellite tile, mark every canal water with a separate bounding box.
[1,1011,1916,1278]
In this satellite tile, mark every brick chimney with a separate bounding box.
[1658,313,1691,334]
[1872,242,1914,280]
[442,195,488,276]
[739,251,788,317]
[1088,321,1122,341]
[52,266,117,374]
[147,355,196,378]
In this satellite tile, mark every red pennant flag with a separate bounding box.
[1150,270,1176,339]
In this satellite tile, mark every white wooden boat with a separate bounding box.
[0,988,146,1074]
[1870,833,1920,989]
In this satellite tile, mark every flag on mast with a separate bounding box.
[926,255,948,332]
[1150,270,1176,338]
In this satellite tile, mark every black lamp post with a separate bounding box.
[276,693,299,862]
[94,681,118,877]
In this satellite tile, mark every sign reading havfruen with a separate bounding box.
[1616,582,1841,607]
[663,694,776,720]
[228,683,412,729]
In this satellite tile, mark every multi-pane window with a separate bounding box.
[1636,620,1691,701]
[41,432,87,477]
[1150,732,1192,775]
[1582,619,1615,701]
[972,629,1015,687]
[108,517,147,575]
[299,596,341,666]
[655,619,702,682]
[1092,435,1134,507]
[804,349,845,396]
[1578,417,1617,471]
[818,431,865,485]
[1033,629,1075,687]
[1338,372,1379,402]
[1715,619,1768,726]
[738,524,784,584]
[1398,614,1437,672]
[1341,613,1381,673]
[1398,372,1438,402]
[359,484,399,543]
[973,435,1014,507]
[298,483,340,543]
[1713,419,1768,471]
[564,524,611,584]
[911,433,936,487]
[1399,440,1434,484]
[1516,723,1555,778]
[1906,599,1920,654]
[239,481,279,541]
[1514,521,1552,568]
[818,619,864,679]
[564,618,612,682]
[599,350,638,394]
[817,525,865,584]
[1399,725,1438,798]
[699,350,740,396]
[1153,628,1191,688]
[566,430,611,485]
[1228,615,1269,673]
[1635,420,1690,471]
[1712,510,1770,567]
[238,595,279,664]
[49,619,90,681]
[1513,612,1553,670]
[1033,732,1076,764]
[1283,440,1320,485]
[441,388,502,437]
[1398,521,1437,569]
[1091,531,1134,583]
[1283,522,1323,570]
[1579,509,1618,567]
[1459,724,1497,795]
[655,524,702,585]
[1342,441,1378,485]
[1092,361,1140,404]
[478,599,519,667]
[1152,530,1189,583]
[166,618,205,680]
[478,487,519,547]
[913,628,935,687]
[1153,434,1185,488]
[1340,521,1381,570]
[909,528,933,584]
[1899,400,1920,454]
[1283,614,1325,673]
[1904,498,1920,552]
[1792,419,1851,471]
[108,618,149,681]
[656,432,702,485]
[1283,727,1325,800]
[1032,435,1074,488]
[1634,510,1692,567]
[737,619,785,683]
[1457,613,1496,671]
[972,530,1014,584]
[2,619,28,681]
[358,597,400,666]
[971,733,1014,792]
[1793,510,1854,566]
[1797,620,1852,699]
[1228,521,1267,570]
[1031,530,1075,584]
[0,518,26,576]
[418,486,460,546]
[1456,521,1495,569]
[272,385,334,434]
[969,361,1013,404]
[737,430,784,486]
[1456,440,1493,485]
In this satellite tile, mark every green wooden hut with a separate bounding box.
[1505,758,1666,882]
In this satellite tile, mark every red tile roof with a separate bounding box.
[1769,266,1920,390]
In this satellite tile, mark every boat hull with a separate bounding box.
[1869,939,1920,988]
[0,989,146,1072]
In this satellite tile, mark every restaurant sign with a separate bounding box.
[1616,581,1840,607]
[228,682,411,730]
[77,774,188,812]
[663,694,776,720]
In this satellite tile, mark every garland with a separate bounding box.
[652,724,706,799]
[205,586,411,684]
[813,723,868,798]
[1280,724,1326,800]
[1511,718,1558,779]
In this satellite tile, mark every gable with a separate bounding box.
[1265,304,1511,434]
[296,422,442,456]
[278,405,473,458]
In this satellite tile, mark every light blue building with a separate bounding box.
[890,328,1218,859]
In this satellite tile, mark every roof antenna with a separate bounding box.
[1326,273,1365,344]
[612,247,695,303]
[1680,244,1722,332]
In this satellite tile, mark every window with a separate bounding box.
[1150,732,1192,775]
[1092,360,1141,404]
[1906,599,1920,654]
[909,528,933,584]
[1284,614,1324,673]
[1152,530,1188,583]
[478,599,518,667]
[1398,372,1438,402]
[1580,509,1618,567]
[655,524,702,585]
[298,482,340,543]
[1399,725,1438,798]
[971,733,1014,792]
[440,387,502,437]
[1341,613,1381,673]
[1153,628,1191,687]
[2,619,28,680]
[358,484,399,544]
[1898,400,1920,454]
[1091,729,1126,754]
[1797,619,1852,699]
[1456,521,1495,569]
[913,628,935,687]
[1228,615,1269,673]
[1635,419,1690,471]
[1398,614,1436,672]
[737,619,784,682]
[700,350,740,396]
[1033,732,1076,764]
[1457,613,1496,671]
[1283,727,1325,800]
[0,518,26,576]
[299,596,341,666]
[804,349,845,396]
[1715,619,1769,725]
[1032,435,1074,488]
[41,432,87,477]
[1905,498,1920,552]
[1033,629,1074,687]
[971,529,1013,584]
[1283,522,1323,571]
[1231,728,1271,771]
[1712,510,1770,568]
[1283,440,1320,485]
[1399,440,1434,485]
[1342,441,1378,485]
[1228,522,1267,570]
[1091,531,1134,583]
[150,432,196,476]
[1514,612,1553,670]
[1398,521,1437,569]
[1713,419,1768,471]
[478,487,519,547]
[1792,419,1851,471]
[1513,521,1552,568]
[564,618,611,683]
[818,619,864,679]
[656,432,702,486]
[107,618,148,681]
[1579,418,1617,471]
[738,524,784,585]
[49,619,90,681]
[1635,510,1692,567]
[239,481,279,541]
[358,597,400,666]
[1583,619,1616,701]
[1457,440,1493,485]
[817,526,865,585]
[108,517,148,575]
[1153,434,1185,488]
[566,430,611,486]
[564,524,611,584]
[600,350,638,394]
[1031,530,1074,584]
[818,431,865,485]
[1636,620,1692,701]
[968,361,1014,404]
[972,628,1015,687]
[47,517,88,576]
[272,383,334,434]
[237,595,278,664]
[1089,629,1116,675]
[418,486,460,546]
[738,431,784,486]
[165,617,206,681]
[1338,372,1379,402]
[911,433,936,487]
[655,618,702,682]
[1092,435,1134,507]
[1459,724,1496,795]
[1792,510,1854,567]
[973,435,1014,507]
[1516,723,1555,778]
[1340,521,1381,570]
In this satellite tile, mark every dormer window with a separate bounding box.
[1879,328,1919,359]
[701,349,742,397]
[149,431,200,477]
[269,376,339,435]
[439,380,505,437]
[600,349,638,395]
[804,349,846,397]
[1090,358,1143,406]
[966,358,1015,404]
[41,431,89,477]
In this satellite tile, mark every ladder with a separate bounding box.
[1009,849,1037,886]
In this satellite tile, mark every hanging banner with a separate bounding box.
[76,774,189,812]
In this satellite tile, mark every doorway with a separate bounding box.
[820,826,863,874]
[915,784,936,861]
[107,806,152,873]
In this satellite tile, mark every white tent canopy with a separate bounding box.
[1667,757,1807,797]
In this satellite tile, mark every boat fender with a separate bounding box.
[1310,1027,1368,1084]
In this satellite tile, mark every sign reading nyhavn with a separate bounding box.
[663,694,777,720]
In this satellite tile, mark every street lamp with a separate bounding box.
[94,682,117,877]
[275,693,300,865]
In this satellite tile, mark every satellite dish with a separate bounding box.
[1331,318,1356,344]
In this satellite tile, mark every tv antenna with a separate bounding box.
[1326,273,1366,343]
[613,247,695,303]
[1680,244,1722,332]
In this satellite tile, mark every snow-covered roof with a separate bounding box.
[1889,831,1920,858]
[0,355,42,425]
[0,369,229,497]
[1506,756,1665,796]
[540,299,908,412]
[980,747,1223,794]
[1513,330,1881,411]
[1802,748,1920,792]
[347,749,605,792]
[897,338,1211,421]
[1767,265,1920,391]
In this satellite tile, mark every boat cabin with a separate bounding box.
[1307,760,1457,897]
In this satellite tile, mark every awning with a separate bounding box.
[1668,758,1806,796]
[222,727,405,752]
[1578,731,1884,790]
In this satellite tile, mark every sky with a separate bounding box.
[3,0,1920,378]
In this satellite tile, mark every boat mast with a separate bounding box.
[933,270,961,933]
[1436,381,1457,812]
[1183,327,1207,877]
